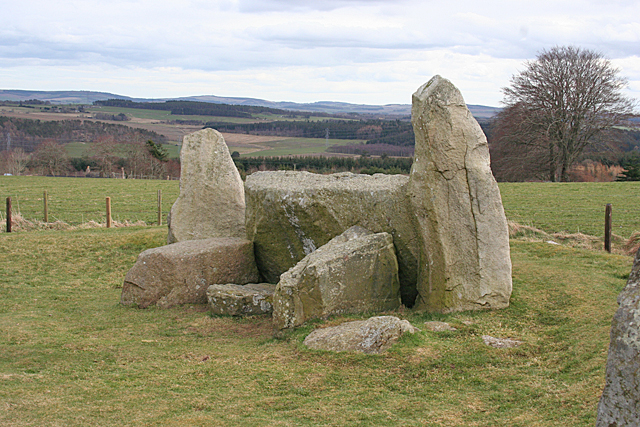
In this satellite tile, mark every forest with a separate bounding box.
[0,116,165,153]
[232,155,413,176]
[94,99,295,118]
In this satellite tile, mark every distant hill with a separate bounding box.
[0,89,501,119]
[0,90,138,105]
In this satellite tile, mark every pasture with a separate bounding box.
[0,226,630,426]
[2,176,640,240]
[0,176,637,425]
[0,176,179,226]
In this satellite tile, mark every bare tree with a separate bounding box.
[494,46,636,182]
[32,140,71,176]
[92,135,119,177]
[1,148,31,175]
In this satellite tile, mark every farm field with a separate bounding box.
[86,105,270,124]
[2,177,640,240]
[0,176,179,226]
[64,141,182,160]
[63,134,356,159]
[0,224,631,425]
[1,104,355,155]
[231,137,360,157]
[499,181,640,239]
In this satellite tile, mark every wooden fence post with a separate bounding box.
[44,191,49,223]
[6,197,11,233]
[605,203,612,253]
[106,197,112,228]
[157,189,162,226]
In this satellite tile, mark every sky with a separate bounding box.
[1,0,639,107]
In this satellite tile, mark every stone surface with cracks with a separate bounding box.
[245,171,419,306]
[596,247,640,426]
[121,238,259,308]
[168,128,246,244]
[272,226,401,330]
[407,75,512,312]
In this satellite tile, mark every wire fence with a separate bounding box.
[499,182,640,239]
[3,177,640,240]
[0,175,179,228]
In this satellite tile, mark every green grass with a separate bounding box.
[0,227,630,426]
[3,177,640,241]
[64,142,92,158]
[499,181,640,239]
[0,176,179,226]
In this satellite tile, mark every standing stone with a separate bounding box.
[272,226,401,330]
[596,248,640,426]
[408,75,512,312]
[168,128,245,244]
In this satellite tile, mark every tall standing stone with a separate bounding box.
[408,75,512,312]
[596,248,640,426]
[168,128,245,244]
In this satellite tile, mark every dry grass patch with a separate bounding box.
[0,213,147,232]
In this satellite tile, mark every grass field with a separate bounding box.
[0,176,179,226]
[0,226,631,426]
[1,177,637,425]
[64,141,181,160]
[499,181,640,239]
[85,106,345,124]
[86,106,268,124]
[2,177,640,240]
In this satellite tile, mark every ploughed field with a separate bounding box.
[1,176,638,425]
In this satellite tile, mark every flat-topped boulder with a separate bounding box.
[207,283,276,316]
[408,75,512,312]
[168,128,246,244]
[121,238,259,308]
[245,171,418,306]
[272,226,401,330]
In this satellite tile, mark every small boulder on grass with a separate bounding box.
[207,283,276,316]
[481,335,522,349]
[303,316,418,354]
[424,321,457,332]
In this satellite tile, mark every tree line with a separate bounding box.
[94,99,296,119]
[0,116,166,153]
[1,136,178,179]
[233,155,412,176]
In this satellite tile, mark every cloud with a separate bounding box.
[0,0,638,105]
[236,0,404,13]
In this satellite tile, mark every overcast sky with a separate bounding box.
[1,0,638,107]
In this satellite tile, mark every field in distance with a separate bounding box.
[0,104,363,159]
